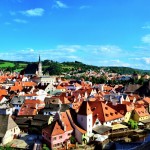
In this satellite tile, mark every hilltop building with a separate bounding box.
[23,55,43,77]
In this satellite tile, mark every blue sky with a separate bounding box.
[0,0,150,70]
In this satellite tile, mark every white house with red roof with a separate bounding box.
[77,101,93,137]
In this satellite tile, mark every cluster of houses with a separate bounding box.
[0,71,150,149]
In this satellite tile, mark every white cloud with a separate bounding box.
[142,25,150,29]
[97,45,121,53]
[142,22,150,29]
[143,57,150,64]
[0,44,149,70]
[79,5,90,10]
[130,57,150,69]
[14,19,28,23]
[28,48,34,52]
[57,45,80,52]
[97,59,130,67]
[21,8,44,17]
[54,1,68,8]
[141,34,150,44]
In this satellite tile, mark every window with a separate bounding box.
[53,137,56,140]
[105,114,109,117]
[110,113,113,116]
[68,133,71,136]
[89,119,90,121]
[59,136,62,139]
[96,121,99,125]
[89,125,90,128]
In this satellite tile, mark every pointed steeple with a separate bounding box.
[39,55,41,63]
[37,55,43,77]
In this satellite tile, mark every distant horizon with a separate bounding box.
[0,58,150,72]
[0,0,150,70]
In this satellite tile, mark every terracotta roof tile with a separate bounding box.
[134,106,150,117]
[10,85,23,92]
[0,89,8,96]
[88,101,123,123]
[66,110,86,134]
[60,112,73,131]
[43,121,65,136]
[143,97,150,104]
[78,101,92,115]
[18,103,37,116]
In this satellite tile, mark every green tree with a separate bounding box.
[43,144,50,150]
[128,119,138,129]
[44,62,62,75]
[70,136,76,144]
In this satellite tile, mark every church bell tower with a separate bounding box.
[38,55,43,77]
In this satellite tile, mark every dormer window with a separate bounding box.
[105,107,108,110]
[105,114,109,117]
[110,113,113,116]
[92,107,96,111]
[96,121,99,125]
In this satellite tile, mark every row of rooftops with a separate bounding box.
[0,74,150,128]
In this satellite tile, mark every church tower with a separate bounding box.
[77,101,93,137]
[37,55,43,77]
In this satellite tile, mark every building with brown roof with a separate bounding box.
[88,101,123,126]
[42,112,73,149]
[77,101,93,137]
[0,115,20,145]
[133,105,150,122]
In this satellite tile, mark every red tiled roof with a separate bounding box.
[10,85,23,92]
[43,121,65,136]
[103,86,113,91]
[15,81,36,87]
[0,96,4,102]
[88,101,123,124]
[66,110,86,134]
[78,101,92,115]
[143,97,150,104]
[60,112,73,132]
[0,89,7,96]
[134,106,150,117]
[18,103,37,116]
[107,103,133,116]
[56,85,66,90]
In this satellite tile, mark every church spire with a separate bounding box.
[37,55,43,77]
[39,55,41,63]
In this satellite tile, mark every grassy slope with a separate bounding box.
[0,60,149,74]
[0,62,15,68]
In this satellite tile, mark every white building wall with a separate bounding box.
[103,117,124,126]
[2,127,20,145]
